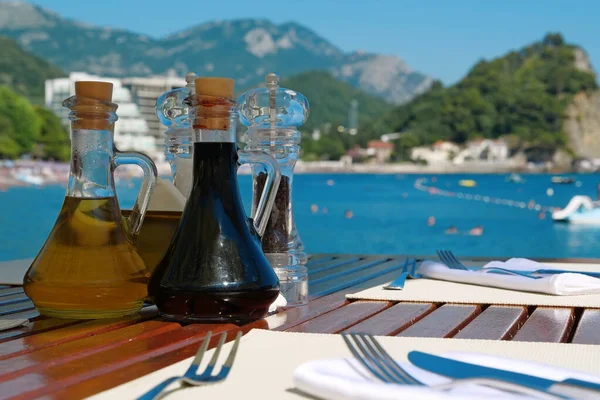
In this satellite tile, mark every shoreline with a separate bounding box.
[0,161,582,191]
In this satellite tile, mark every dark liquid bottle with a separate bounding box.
[148,77,281,324]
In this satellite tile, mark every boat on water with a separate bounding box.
[552,195,600,224]
[551,176,576,184]
[506,173,525,183]
[458,179,477,187]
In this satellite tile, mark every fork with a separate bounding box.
[437,250,538,280]
[137,331,242,400]
[342,333,561,399]
[383,258,420,290]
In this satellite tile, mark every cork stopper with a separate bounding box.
[71,81,115,131]
[195,77,234,99]
[75,81,113,102]
[193,77,235,131]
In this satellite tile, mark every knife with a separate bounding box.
[408,351,600,398]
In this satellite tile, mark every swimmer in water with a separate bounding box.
[310,204,319,213]
[469,225,484,236]
[322,207,329,214]
[428,216,436,226]
[345,210,354,219]
[445,226,457,234]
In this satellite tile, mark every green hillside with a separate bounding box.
[279,71,392,159]
[0,36,65,104]
[367,33,597,155]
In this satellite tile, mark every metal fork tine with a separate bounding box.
[223,331,242,368]
[357,334,412,385]
[365,335,422,385]
[342,334,389,383]
[437,250,451,268]
[190,331,212,367]
[448,250,468,270]
[202,332,228,375]
[215,331,242,379]
[351,333,399,383]
[441,250,454,268]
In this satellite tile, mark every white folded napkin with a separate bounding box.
[293,352,600,400]
[0,317,28,332]
[419,260,600,295]
[268,293,287,313]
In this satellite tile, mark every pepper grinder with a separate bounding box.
[238,73,309,306]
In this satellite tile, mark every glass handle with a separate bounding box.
[238,149,281,237]
[113,150,158,240]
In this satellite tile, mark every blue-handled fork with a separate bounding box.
[384,258,421,290]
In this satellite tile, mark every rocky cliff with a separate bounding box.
[564,48,600,158]
[564,91,600,158]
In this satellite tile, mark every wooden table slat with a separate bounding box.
[305,254,333,265]
[308,255,363,274]
[0,293,30,307]
[4,325,237,400]
[286,301,391,334]
[454,305,528,340]
[341,302,436,335]
[0,301,34,316]
[0,314,75,343]
[0,287,24,298]
[572,309,600,345]
[511,307,575,343]
[0,320,180,383]
[0,307,159,361]
[259,263,416,332]
[309,256,390,284]
[309,257,407,298]
[397,304,482,338]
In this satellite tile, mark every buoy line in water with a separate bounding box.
[414,178,559,214]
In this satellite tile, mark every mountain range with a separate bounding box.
[0,1,432,104]
[0,36,64,103]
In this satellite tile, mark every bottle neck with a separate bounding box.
[67,127,115,198]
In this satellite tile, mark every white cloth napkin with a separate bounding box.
[419,260,600,295]
[293,352,600,400]
[268,293,287,313]
[0,317,28,331]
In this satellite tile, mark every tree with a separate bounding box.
[0,86,41,155]
[33,105,70,161]
[0,115,19,159]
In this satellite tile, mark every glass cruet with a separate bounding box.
[155,72,197,199]
[149,77,282,324]
[238,73,310,306]
[23,81,158,319]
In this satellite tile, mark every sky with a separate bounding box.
[30,0,600,85]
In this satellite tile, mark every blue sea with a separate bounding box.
[2,173,600,261]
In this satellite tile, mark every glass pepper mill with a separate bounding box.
[149,77,282,323]
[239,73,309,306]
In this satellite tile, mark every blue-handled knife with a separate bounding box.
[408,351,600,398]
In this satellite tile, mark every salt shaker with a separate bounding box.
[238,73,310,306]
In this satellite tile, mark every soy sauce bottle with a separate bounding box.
[148,77,281,324]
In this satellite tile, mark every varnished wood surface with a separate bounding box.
[0,253,598,399]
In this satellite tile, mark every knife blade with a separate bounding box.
[408,351,600,398]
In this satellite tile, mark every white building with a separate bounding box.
[453,139,509,164]
[121,73,187,142]
[410,141,459,165]
[45,72,157,157]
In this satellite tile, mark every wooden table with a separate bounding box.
[1,253,599,399]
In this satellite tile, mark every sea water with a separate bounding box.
[3,173,600,261]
